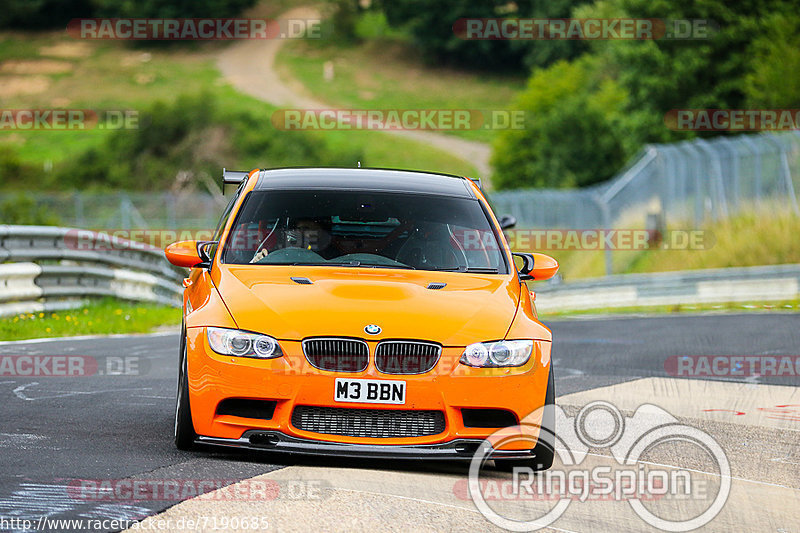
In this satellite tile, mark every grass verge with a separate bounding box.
[0,299,180,341]
[539,299,800,320]
[537,207,800,281]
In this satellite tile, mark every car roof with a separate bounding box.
[253,168,477,198]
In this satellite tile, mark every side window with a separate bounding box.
[207,186,243,263]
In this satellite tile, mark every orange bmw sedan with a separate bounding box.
[165,168,559,469]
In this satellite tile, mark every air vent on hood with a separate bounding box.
[291,277,313,285]
[426,282,447,290]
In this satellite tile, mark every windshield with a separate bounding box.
[221,190,507,273]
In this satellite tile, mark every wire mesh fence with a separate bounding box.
[490,131,800,231]
[0,191,226,231]
[2,132,798,275]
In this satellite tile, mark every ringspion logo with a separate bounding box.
[468,401,730,531]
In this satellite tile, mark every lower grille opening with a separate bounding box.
[292,406,446,438]
[454,442,482,455]
[216,399,277,420]
[249,433,280,447]
[462,408,518,428]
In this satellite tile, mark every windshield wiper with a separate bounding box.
[356,263,416,270]
[431,266,499,273]
[274,260,416,269]
[325,261,362,267]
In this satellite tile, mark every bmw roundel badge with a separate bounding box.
[364,324,381,335]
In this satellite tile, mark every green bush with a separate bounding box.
[491,0,800,189]
[492,58,628,189]
[0,192,61,225]
[54,93,364,190]
[376,0,591,70]
[1,0,258,29]
[92,0,257,19]
[0,146,38,187]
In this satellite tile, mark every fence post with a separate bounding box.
[739,135,762,206]
[592,193,613,276]
[676,143,705,226]
[120,193,130,229]
[695,139,728,220]
[73,192,84,228]
[765,133,800,215]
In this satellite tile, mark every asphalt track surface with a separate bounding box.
[0,313,797,532]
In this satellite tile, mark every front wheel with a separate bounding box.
[174,337,197,450]
[496,367,556,471]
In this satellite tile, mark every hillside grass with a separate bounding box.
[0,31,475,186]
[515,207,800,281]
[538,299,800,319]
[276,39,526,143]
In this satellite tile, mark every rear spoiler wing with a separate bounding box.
[222,168,251,195]
[469,177,482,190]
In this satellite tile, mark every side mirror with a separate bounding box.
[498,214,517,230]
[165,240,217,269]
[512,252,559,281]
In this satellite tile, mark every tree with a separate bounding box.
[744,13,800,108]
[492,57,628,189]
[492,0,800,189]
[379,0,530,69]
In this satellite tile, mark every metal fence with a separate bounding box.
[2,132,798,276]
[1,190,226,231]
[0,225,183,317]
[532,264,800,313]
[490,131,800,231]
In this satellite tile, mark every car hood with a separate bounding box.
[215,265,521,346]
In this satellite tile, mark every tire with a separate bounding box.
[174,334,197,450]
[496,367,556,471]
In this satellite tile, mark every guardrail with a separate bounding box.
[533,264,800,313]
[0,225,184,317]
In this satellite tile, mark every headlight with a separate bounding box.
[206,327,283,359]
[460,340,533,367]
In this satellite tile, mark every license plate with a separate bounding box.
[334,378,406,404]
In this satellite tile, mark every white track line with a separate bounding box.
[0,330,177,346]
[570,449,799,491]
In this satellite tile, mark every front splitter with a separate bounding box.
[196,431,535,461]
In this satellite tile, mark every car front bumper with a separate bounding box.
[196,431,540,460]
[185,327,552,455]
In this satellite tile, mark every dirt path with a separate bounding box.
[216,6,492,181]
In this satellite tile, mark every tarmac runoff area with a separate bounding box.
[124,377,800,532]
